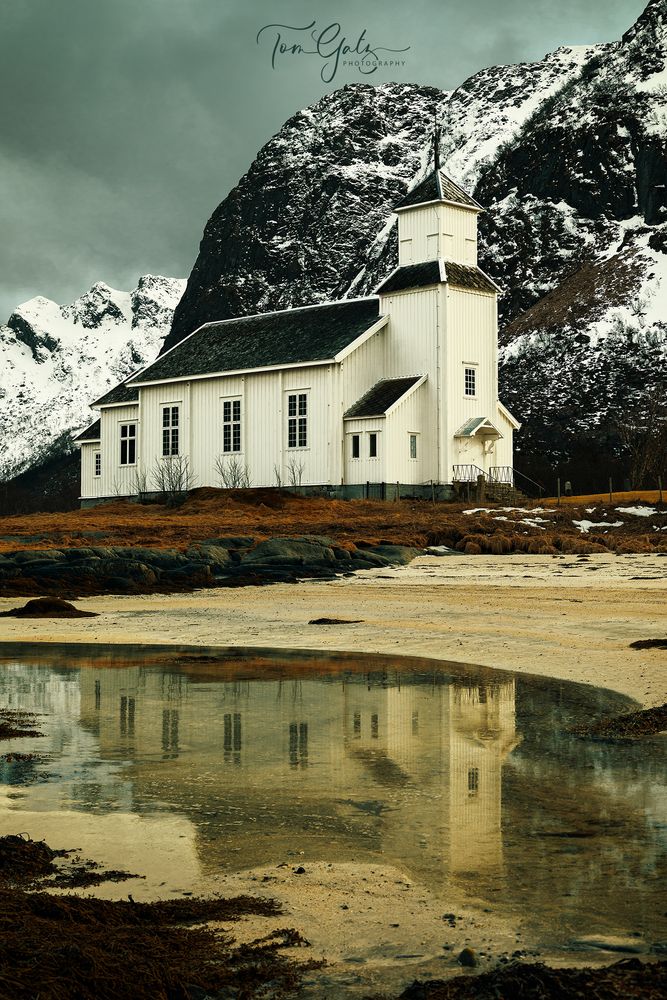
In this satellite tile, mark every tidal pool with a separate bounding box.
[0,642,665,993]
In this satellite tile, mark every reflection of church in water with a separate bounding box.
[78,667,518,883]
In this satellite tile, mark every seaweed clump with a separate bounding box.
[0,834,318,1000]
[397,958,667,999]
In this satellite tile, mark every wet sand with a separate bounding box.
[1,554,665,995]
[1,554,665,709]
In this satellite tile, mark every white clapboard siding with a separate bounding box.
[398,204,478,265]
[378,287,438,380]
[384,381,433,484]
[343,417,385,483]
[443,286,498,476]
[81,403,140,499]
[80,442,102,499]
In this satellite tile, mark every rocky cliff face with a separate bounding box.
[0,276,185,479]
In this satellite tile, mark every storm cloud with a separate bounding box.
[0,0,646,318]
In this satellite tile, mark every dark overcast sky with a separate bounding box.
[0,0,646,318]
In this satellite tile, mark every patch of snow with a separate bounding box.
[573,519,624,534]
[615,506,659,517]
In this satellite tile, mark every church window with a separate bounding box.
[464,366,477,397]
[287,392,308,448]
[119,424,136,465]
[409,434,418,460]
[351,434,360,459]
[162,406,179,456]
[94,451,101,477]
[369,432,378,458]
[222,397,242,453]
[468,767,479,794]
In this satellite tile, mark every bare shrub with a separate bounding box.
[273,465,283,488]
[215,455,251,489]
[151,456,197,507]
[286,458,305,488]
[131,467,150,503]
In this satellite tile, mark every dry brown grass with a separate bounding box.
[0,487,664,559]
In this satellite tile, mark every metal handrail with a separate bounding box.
[452,464,487,482]
[488,466,545,498]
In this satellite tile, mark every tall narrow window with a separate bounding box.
[94,451,101,477]
[287,392,307,448]
[464,367,477,397]
[369,432,378,458]
[162,406,179,456]
[468,767,479,794]
[409,434,418,460]
[351,434,360,459]
[119,424,136,465]
[222,398,242,453]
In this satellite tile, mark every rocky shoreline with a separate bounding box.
[0,537,422,599]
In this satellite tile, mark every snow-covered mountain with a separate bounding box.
[3,0,665,491]
[0,276,185,479]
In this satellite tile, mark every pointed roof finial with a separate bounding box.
[433,117,441,173]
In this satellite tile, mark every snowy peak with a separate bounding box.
[0,276,184,479]
[63,282,131,330]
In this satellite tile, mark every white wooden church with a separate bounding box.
[76,161,519,504]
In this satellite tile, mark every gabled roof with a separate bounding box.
[127,298,384,386]
[376,260,500,296]
[454,417,502,439]
[344,376,424,418]
[93,382,139,407]
[395,169,483,212]
[74,419,101,442]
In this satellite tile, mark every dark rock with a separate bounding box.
[457,947,478,967]
[242,538,336,566]
[309,618,363,625]
[185,544,233,569]
[0,598,98,618]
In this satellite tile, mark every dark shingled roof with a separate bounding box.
[93,382,139,407]
[128,298,383,385]
[344,376,423,418]
[74,419,101,442]
[444,261,499,293]
[376,261,441,295]
[395,169,482,211]
[376,261,498,296]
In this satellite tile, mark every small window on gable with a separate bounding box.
[94,451,101,477]
[222,397,242,453]
[162,406,179,456]
[119,424,136,466]
[409,434,418,460]
[287,392,308,449]
[369,432,378,458]
[351,434,360,459]
[464,366,477,397]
